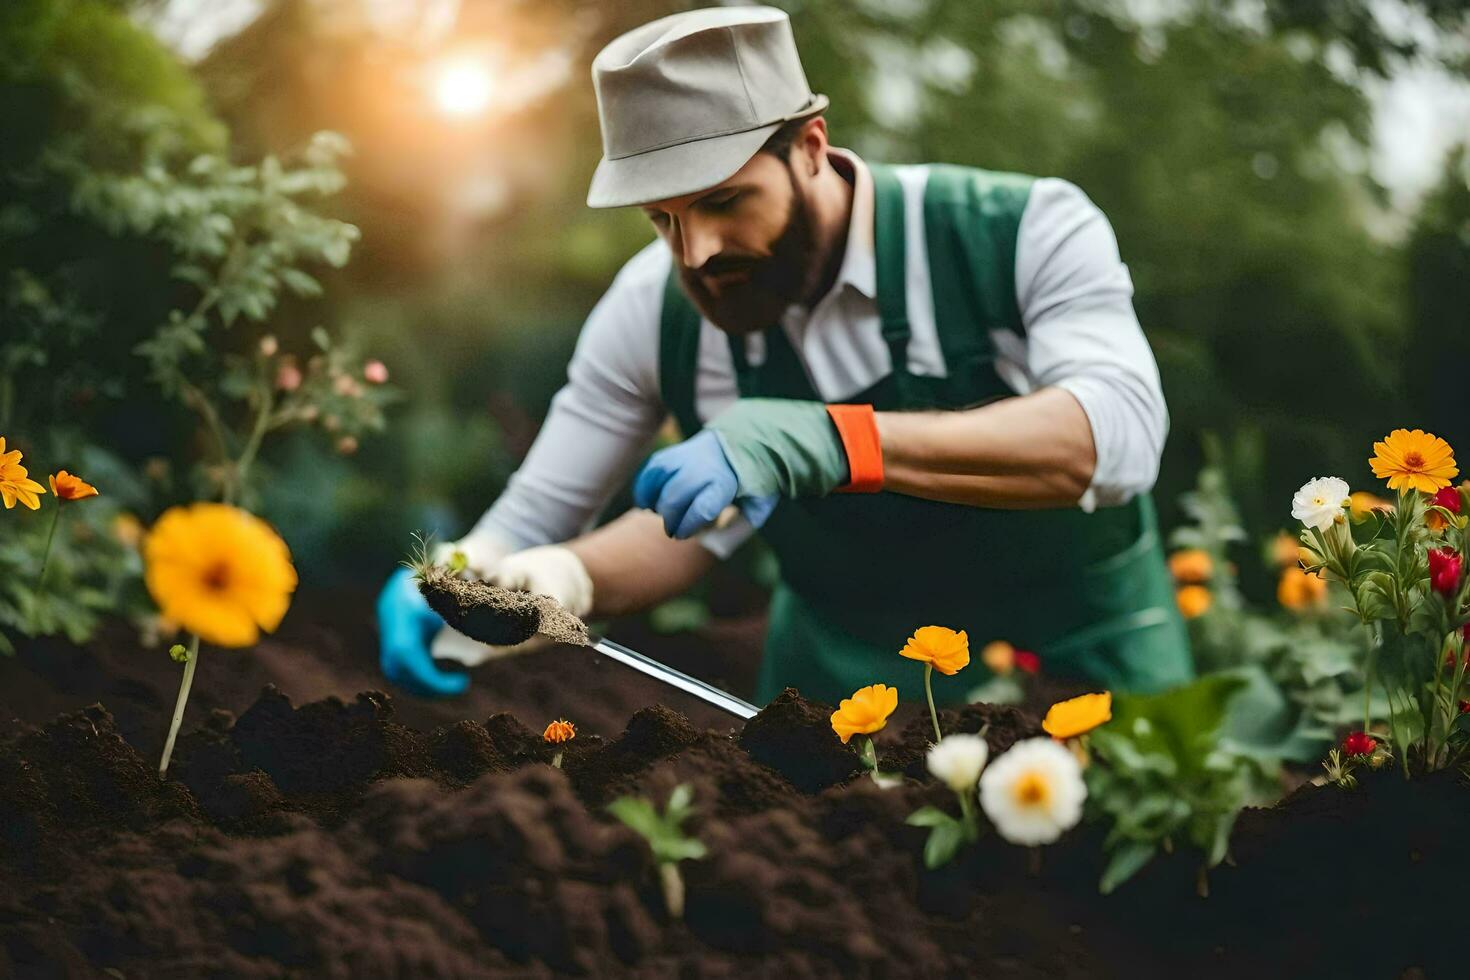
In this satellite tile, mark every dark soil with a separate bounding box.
[1,597,1465,978]
[418,568,590,648]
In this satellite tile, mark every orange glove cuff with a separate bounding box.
[826,404,884,493]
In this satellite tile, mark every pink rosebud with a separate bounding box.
[1428,547,1463,597]
[1341,731,1376,757]
[1014,650,1041,675]
[336,435,359,455]
[363,360,389,384]
[259,335,279,357]
[1432,486,1462,515]
[275,361,302,392]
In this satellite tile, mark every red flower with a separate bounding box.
[1460,700,1470,715]
[1432,486,1463,514]
[1342,731,1377,757]
[1014,650,1041,675]
[1428,548,1463,597]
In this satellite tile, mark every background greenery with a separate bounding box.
[2,0,1467,614]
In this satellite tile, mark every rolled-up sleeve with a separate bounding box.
[1014,178,1169,510]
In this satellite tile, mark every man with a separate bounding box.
[378,5,1192,704]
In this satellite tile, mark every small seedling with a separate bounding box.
[607,783,707,918]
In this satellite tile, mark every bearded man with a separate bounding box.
[378,5,1193,704]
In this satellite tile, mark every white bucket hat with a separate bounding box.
[586,5,828,209]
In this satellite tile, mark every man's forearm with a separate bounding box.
[874,386,1097,508]
[567,509,717,617]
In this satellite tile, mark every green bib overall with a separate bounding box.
[658,163,1193,706]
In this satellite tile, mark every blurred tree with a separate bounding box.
[1403,145,1470,455]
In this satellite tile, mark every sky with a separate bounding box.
[142,0,1469,218]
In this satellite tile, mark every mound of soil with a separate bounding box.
[2,668,1465,978]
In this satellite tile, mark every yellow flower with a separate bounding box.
[48,470,99,501]
[543,719,576,744]
[1167,548,1213,584]
[1348,491,1394,521]
[0,436,47,511]
[1277,566,1328,611]
[981,640,1016,675]
[1369,429,1458,494]
[1176,585,1212,620]
[899,625,970,675]
[830,684,898,744]
[144,503,297,647]
[1042,692,1113,739]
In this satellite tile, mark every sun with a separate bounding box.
[431,56,494,117]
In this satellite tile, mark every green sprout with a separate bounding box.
[606,783,707,918]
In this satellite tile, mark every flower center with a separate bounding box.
[1404,451,1425,470]
[1012,771,1051,808]
[201,560,231,592]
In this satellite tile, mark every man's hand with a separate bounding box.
[488,545,595,617]
[377,567,469,698]
[633,399,858,538]
[633,430,777,539]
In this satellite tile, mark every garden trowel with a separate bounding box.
[418,563,758,720]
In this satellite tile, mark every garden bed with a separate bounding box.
[1,609,1463,978]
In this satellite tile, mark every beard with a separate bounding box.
[676,163,816,336]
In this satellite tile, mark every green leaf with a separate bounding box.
[606,797,662,840]
[311,326,332,351]
[923,821,965,870]
[905,805,956,828]
[1100,841,1157,894]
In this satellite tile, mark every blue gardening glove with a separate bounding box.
[634,430,778,539]
[376,567,469,698]
[634,400,849,539]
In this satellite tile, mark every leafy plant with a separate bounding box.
[1086,675,1276,896]
[606,783,707,918]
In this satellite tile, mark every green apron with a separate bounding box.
[659,162,1193,706]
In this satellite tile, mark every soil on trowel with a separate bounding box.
[417,566,590,647]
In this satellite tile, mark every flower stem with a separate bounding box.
[659,862,686,919]
[957,790,979,841]
[159,635,201,778]
[33,505,63,596]
[924,664,941,742]
[551,750,563,769]
[856,735,878,772]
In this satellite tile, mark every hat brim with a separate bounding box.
[586,94,829,209]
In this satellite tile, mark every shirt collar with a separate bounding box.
[825,147,877,300]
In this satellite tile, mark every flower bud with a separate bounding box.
[363,360,389,384]
[980,640,1015,675]
[336,435,359,455]
[259,335,279,357]
[276,361,303,392]
[1428,547,1463,597]
[333,374,361,397]
[1014,650,1041,675]
[1341,731,1376,757]
[169,643,189,664]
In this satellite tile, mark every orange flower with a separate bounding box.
[830,684,898,744]
[1267,532,1300,569]
[0,436,47,511]
[48,470,99,501]
[1167,549,1213,584]
[1042,692,1113,739]
[899,625,970,675]
[1369,429,1458,494]
[1277,567,1328,611]
[1176,585,1212,620]
[1348,491,1394,522]
[543,719,576,744]
[981,640,1016,675]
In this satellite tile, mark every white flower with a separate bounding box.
[926,733,989,792]
[978,737,1087,846]
[1291,477,1351,532]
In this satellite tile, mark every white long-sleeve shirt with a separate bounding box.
[461,149,1169,562]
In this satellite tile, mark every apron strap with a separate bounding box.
[658,270,706,438]
[869,163,915,395]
